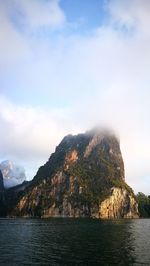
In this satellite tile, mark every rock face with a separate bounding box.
[4,181,30,215]
[99,187,138,219]
[0,170,4,191]
[0,160,26,188]
[10,128,139,219]
[0,170,6,216]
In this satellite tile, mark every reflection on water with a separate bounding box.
[0,218,150,265]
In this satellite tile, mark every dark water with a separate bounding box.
[0,218,150,266]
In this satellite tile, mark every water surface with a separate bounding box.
[0,218,150,265]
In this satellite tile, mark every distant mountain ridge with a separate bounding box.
[0,160,26,188]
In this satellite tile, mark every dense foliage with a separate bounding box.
[136,192,150,217]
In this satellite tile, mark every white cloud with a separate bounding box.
[1,0,66,29]
[0,0,150,194]
[0,0,65,66]
[0,95,81,179]
[16,0,66,29]
[0,96,69,158]
[0,9,29,65]
[108,0,150,36]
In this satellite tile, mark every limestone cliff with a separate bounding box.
[99,187,138,219]
[10,128,139,219]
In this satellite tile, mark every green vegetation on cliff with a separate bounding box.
[136,192,150,217]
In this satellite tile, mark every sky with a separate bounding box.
[0,0,150,194]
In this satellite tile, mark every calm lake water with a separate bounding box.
[0,218,150,266]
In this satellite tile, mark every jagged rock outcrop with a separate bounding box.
[10,128,139,219]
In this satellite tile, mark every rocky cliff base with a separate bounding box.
[14,186,138,219]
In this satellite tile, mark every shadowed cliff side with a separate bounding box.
[0,170,4,191]
[0,170,6,216]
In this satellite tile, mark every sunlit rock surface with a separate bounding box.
[99,187,139,219]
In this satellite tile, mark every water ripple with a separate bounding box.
[0,218,150,265]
